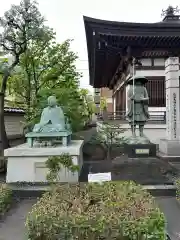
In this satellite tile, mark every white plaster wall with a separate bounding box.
[136,69,180,77]
[141,58,151,66]
[136,70,164,76]
[154,58,165,66]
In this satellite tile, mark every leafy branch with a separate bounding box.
[90,123,127,160]
[45,154,80,183]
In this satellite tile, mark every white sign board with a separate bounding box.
[88,172,111,183]
[135,149,149,154]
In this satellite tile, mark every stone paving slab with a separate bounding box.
[0,198,37,240]
[156,197,180,240]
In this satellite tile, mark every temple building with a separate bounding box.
[94,87,113,113]
[84,6,180,116]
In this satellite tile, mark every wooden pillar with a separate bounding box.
[116,90,120,112]
[115,90,118,112]
[119,88,122,112]
[122,85,126,112]
[121,88,123,112]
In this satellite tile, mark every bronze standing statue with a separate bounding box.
[126,76,150,138]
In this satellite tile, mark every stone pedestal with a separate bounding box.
[159,57,180,156]
[5,140,83,183]
[125,143,156,158]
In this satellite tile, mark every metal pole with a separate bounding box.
[132,58,135,136]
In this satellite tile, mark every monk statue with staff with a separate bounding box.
[126,76,150,139]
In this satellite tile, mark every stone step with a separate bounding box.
[8,183,176,199]
[143,185,176,197]
[158,152,180,162]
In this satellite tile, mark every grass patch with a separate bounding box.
[26,181,166,239]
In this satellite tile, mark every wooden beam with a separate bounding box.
[108,46,133,89]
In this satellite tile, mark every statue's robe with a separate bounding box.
[126,85,150,124]
[33,106,66,132]
[40,106,65,126]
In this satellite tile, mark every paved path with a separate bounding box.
[0,199,37,240]
[156,197,180,240]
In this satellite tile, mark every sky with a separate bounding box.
[0,0,180,93]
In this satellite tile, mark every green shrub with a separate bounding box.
[176,179,180,201]
[26,181,166,240]
[45,154,80,182]
[0,184,12,216]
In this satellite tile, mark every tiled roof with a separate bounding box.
[4,107,25,113]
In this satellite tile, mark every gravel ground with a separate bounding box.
[79,157,178,185]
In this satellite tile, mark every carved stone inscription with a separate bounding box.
[165,57,180,141]
[173,92,177,139]
[166,91,169,138]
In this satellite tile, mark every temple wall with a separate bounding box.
[4,113,25,147]
[154,58,165,66]
[141,58,152,66]
[100,88,113,98]
[136,69,164,76]
[5,115,24,136]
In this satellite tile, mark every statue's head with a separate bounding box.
[48,96,57,107]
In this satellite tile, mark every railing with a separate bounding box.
[97,111,166,124]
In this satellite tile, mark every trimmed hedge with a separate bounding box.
[26,181,166,240]
[0,184,12,216]
[176,179,180,201]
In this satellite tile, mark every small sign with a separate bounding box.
[88,172,111,183]
[135,149,149,154]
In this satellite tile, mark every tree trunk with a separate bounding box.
[0,92,9,151]
[0,56,20,152]
[102,109,108,121]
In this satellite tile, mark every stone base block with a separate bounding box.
[125,143,156,158]
[5,140,83,183]
[159,138,180,156]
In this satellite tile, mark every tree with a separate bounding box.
[79,88,96,124]
[8,37,80,117]
[8,34,84,132]
[0,0,51,149]
[0,0,59,149]
[100,97,107,111]
[32,79,88,132]
[100,96,108,120]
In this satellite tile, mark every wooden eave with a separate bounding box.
[84,16,180,88]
